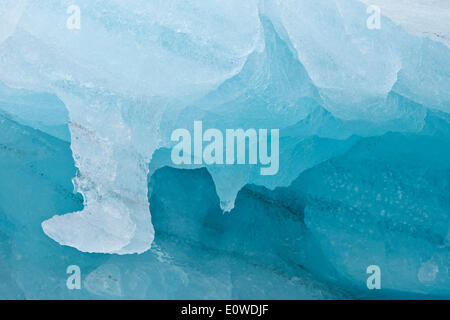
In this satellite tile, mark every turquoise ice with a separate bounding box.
[0,0,448,298]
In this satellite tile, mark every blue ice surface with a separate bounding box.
[0,112,345,299]
[0,90,448,299]
[0,1,449,299]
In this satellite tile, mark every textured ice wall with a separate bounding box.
[359,0,450,47]
[0,1,449,298]
[0,0,449,256]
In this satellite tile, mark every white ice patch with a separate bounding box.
[359,0,450,47]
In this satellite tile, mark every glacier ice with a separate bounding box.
[0,82,70,141]
[0,0,261,254]
[359,0,450,48]
[0,0,449,299]
[292,124,450,296]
